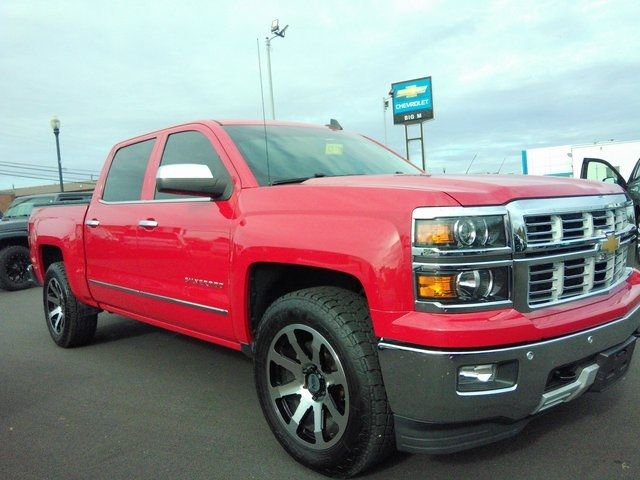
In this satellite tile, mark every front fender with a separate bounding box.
[229,213,412,342]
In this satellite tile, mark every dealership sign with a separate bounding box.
[391,76,433,125]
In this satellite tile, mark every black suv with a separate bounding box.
[0,192,92,291]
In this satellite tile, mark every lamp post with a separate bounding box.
[50,116,64,192]
[382,94,392,145]
[265,19,289,120]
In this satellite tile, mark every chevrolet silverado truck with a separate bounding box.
[0,191,92,291]
[29,120,640,477]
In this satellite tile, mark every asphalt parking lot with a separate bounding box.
[1,287,638,480]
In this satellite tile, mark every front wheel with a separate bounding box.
[43,262,97,348]
[253,287,394,477]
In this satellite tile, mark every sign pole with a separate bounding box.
[420,121,425,171]
[390,76,433,172]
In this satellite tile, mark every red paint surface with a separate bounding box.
[29,120,639,350]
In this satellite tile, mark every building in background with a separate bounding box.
[521,139,640,179]
[0,181,95,213]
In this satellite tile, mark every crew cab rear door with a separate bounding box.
[133,126,238,341]
[84,137,158,314]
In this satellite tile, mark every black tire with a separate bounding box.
[0,245,33,291]
[254,287,394,477]
[43,262,97,348]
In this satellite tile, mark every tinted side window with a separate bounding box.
[155,131,231,200]
[102,139,155,202]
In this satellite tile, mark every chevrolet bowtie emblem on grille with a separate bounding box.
[396,84,427,98]
[601,234,620,254]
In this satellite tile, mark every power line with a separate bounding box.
[0,161,100,176]
[0,169,96,181]
[0,166,98,179]
[0,159,100,173]
[0,170,97,183]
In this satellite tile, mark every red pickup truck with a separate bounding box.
[29,120,640,476]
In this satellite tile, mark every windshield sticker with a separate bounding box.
[325,143,343,155]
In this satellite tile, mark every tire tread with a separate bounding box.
[255,286,394,477]
[44,262,97,348]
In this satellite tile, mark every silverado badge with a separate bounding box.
[601,234,620,254]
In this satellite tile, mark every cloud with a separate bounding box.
[0,0,639,188]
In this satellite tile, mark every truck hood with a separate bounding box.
[302,174,623,206]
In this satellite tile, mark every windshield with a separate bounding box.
[3,196,55,219]
[223,125,421,185]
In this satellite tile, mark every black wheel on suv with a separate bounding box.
[43,262,97,348]
[253,287,394,477]
[0,245,32,291]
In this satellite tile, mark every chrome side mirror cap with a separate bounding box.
[156,164,227,198]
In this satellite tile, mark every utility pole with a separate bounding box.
[265,19,289,120]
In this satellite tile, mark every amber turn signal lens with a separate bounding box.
[415,222,454,246]
[417,274,456,299]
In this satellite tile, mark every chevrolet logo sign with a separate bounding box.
[396,84,427,98]
[601,234,620,254]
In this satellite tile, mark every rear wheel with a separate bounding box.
[254,287,394,477]
[44,262,97,348]
[0,245,32,291]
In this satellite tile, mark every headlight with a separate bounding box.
[415,215,506,249]
[416,267,510,304]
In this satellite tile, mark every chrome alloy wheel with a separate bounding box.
[46,278,65,334]
[266,324,349,450]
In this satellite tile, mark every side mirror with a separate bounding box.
[156,164,227,198]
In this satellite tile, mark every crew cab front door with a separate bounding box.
[581,157,640,213]
[134,127,237,341]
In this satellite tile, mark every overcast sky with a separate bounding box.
[1,0,639,190]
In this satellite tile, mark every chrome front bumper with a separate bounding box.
[378,302,640,453]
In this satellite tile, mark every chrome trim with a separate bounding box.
[414,259,513,270]
[85,219,100,227]
[88,279,228,315]
[379,299,640,356]
[412,206,509,221]
[519,224,636,254]
[412,246,512,258]
[457,384,518,397]
[415,299,512,313]
[521,267,632,311]
[507,194,631,254]
[138,219,159,228]
[532,364,599,413]
[156,163,213,179]
[98,198,212,205]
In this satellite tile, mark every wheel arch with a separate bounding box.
[245,263,368,343]
[40,244,64,273]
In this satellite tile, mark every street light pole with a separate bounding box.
[265,19,289,120]
[382,95,392,145]
[50,116,64,192]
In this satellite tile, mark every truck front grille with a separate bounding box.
[515,196,635,309]
[524,206,628,245]
[528,248,629,306]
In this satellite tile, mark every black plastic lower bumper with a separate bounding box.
[394,415,529,454]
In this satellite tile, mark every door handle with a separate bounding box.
[138,219,159,228]
[86,219,100,228]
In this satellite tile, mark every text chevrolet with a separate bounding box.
[29,120,640,476]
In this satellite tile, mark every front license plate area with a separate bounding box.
[590,336,636,393]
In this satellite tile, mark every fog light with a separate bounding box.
[459,364,496,384]
[457,360,519,393]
